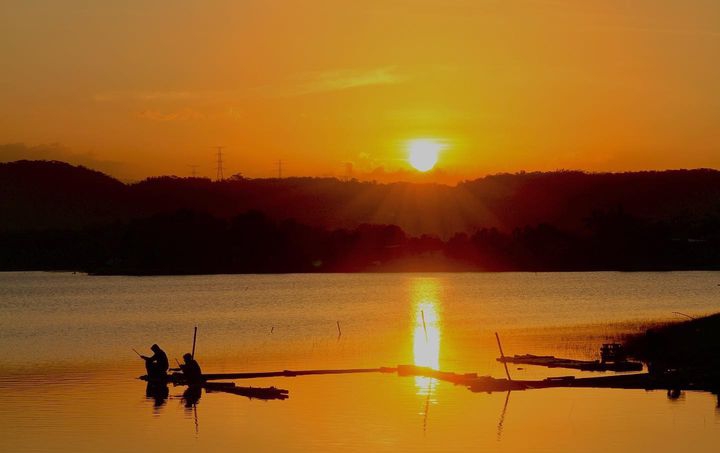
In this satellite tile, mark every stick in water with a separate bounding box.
[336,321,342,338]
[495,332,512,381]
[421,310,428,342]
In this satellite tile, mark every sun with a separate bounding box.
[407,139,445,172]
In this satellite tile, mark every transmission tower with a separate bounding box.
[277,159,283,179]
[188,165,199,177]
[214,146,225,181]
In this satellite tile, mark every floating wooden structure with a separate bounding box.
[139,366,397,385]
[141,363,709,396]
[201,367,397,381]
[497,354,643,372]
[137,328,706,398]
[397,364,717,394]
[496,343,643,372]
[139,367,398,400]
[142,375,290,400]
[204,382,289,400]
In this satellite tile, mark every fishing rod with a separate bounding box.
[170,357,183,372]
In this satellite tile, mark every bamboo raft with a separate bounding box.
[139,367,397,400]
[141,364,708,395]
[497,354,643,372]
[140,367,396,385]
[143,376,290,400]
[399,364,665,393]
[204,382,289,400]
[139,329,710,398]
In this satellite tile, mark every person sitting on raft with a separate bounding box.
[141,344,169,380]
[179,353,204,386]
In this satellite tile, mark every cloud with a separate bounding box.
[93,66,406,103]
[0,143,127,177]
[291,66,407,96]
[137,108,204,121]
[93,90,240,102]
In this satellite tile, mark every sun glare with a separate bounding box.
[411,279,442,392]
[407,139,445,172]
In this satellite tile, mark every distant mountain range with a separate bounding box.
[2,160,720,237]
[1,160,719,273]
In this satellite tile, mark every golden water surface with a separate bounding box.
[1,272,718,452]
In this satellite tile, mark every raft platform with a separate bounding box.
[497,354,644,372]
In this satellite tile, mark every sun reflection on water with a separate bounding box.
[411,279,442,392]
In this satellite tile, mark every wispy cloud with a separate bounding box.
[93,90,240,102]
[290,66,407,96]
[137,108,204,121]
[94,66,406,103]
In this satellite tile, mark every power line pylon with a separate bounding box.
[214,146,225,181]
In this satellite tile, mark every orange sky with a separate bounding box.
[1,0,719,182]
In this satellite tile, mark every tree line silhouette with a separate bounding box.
[1,160,719,273]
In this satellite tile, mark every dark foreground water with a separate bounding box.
[1,272,719,452]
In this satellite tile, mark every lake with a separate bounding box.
[1,271,718,452]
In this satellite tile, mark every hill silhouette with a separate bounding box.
[0,160,127,230]
[3,160,720,236]
[1,160,719,273]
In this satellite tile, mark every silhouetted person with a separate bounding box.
[180,353,204,386]
[141,344,169,381]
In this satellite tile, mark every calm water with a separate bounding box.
[1,271,719,453]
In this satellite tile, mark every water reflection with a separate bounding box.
[411,279,442,393]
[182,386,201,435]
[4,271,720,453]
[145,382,169,409]
[183,385,202,408]
[496,391,511,441]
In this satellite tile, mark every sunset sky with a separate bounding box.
[1,0,719,182]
